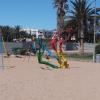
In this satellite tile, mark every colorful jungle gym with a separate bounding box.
[36,32,69,69]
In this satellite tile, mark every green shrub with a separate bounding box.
[12,48,27,55]
[12,48,21,55]
[20,49,27,55]
[95,45,100,54]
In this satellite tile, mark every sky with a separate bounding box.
[0,0,100,30]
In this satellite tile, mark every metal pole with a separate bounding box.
[1,36,4,67]
[0,33,4,68]
[93,0,96,62]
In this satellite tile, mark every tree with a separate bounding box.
[0,25,11,41]
[63,19,77,42]
[14,25,21,39]
[0,25,32,41]
[70,0,93,54]
[53,0,68,34]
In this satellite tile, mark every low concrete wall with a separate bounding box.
[64,43,94,52]
[64,43,78,50]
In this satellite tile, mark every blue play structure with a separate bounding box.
[45,47,58,59]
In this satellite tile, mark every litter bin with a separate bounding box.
[96,54,100,63]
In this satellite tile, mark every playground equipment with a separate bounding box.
[50,32,69,68]
[55,50,69,68]
[37,35,58,68]
[18,34,69,69]
[37,33,69,69]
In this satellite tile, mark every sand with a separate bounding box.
[0,55,100,100]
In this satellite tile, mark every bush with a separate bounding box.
[12,48,27,55]
[20,49,27,55]
[12,48,21,55]
[95,45,100,54]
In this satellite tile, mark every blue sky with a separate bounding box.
[0,0,100,30]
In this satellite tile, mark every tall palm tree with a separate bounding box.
[53,0,68,34]
[70,0,93,54]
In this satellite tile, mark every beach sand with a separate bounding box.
[0,55,100,100]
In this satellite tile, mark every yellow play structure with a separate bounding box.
[55,50,69,69]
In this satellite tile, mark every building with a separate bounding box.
[20,28,44,38]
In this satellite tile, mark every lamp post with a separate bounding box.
[93,0,96,62]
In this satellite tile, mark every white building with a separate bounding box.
[20,28,44,38]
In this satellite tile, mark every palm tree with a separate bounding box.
[0,25,11,41]
[53,0,68,34]
[14,25,21,39]
[70,0,93,54]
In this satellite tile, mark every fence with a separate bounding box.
[0,42,23,53]
[0,41,95,54]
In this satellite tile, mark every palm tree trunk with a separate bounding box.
[80,38,84,54]
[56,3,60,31]
[80,20,84,54]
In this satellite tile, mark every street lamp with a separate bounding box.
[93,0,96,62]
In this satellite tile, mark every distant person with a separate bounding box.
[31,36,37,54]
